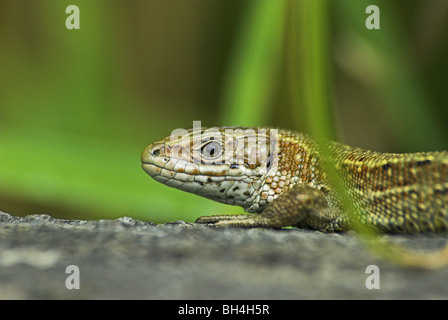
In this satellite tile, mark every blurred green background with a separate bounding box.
[1,0,447,223]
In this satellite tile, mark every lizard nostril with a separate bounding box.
[142,143,165,164]
[152,148,161,156]
[148,143,165,157]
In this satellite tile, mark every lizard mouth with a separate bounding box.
[141,162,161,176]
[141,160,260,208]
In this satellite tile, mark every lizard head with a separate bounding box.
[141,127,279,212]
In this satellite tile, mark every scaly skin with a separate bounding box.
[141,127,448,233]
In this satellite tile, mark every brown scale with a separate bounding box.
[330,148,448,232]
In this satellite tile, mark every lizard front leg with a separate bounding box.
[195,185,348,231]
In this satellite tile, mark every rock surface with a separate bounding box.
[0,211,447,299]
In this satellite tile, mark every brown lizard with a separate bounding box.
[141,127,448,233]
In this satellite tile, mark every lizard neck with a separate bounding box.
[246,130,327,212]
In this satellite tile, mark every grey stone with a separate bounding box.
[0,211,447,299]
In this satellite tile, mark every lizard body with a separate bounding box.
[141,127,448,233]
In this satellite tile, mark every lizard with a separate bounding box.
[141,126,448,233]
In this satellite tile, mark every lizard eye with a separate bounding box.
[201,140,222,160]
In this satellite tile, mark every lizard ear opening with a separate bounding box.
[266,152,272,173]
[265,148,277,174]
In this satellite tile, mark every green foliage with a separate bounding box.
[0,0,447,223]
[333,0,445,150]
[219,0,286,126]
